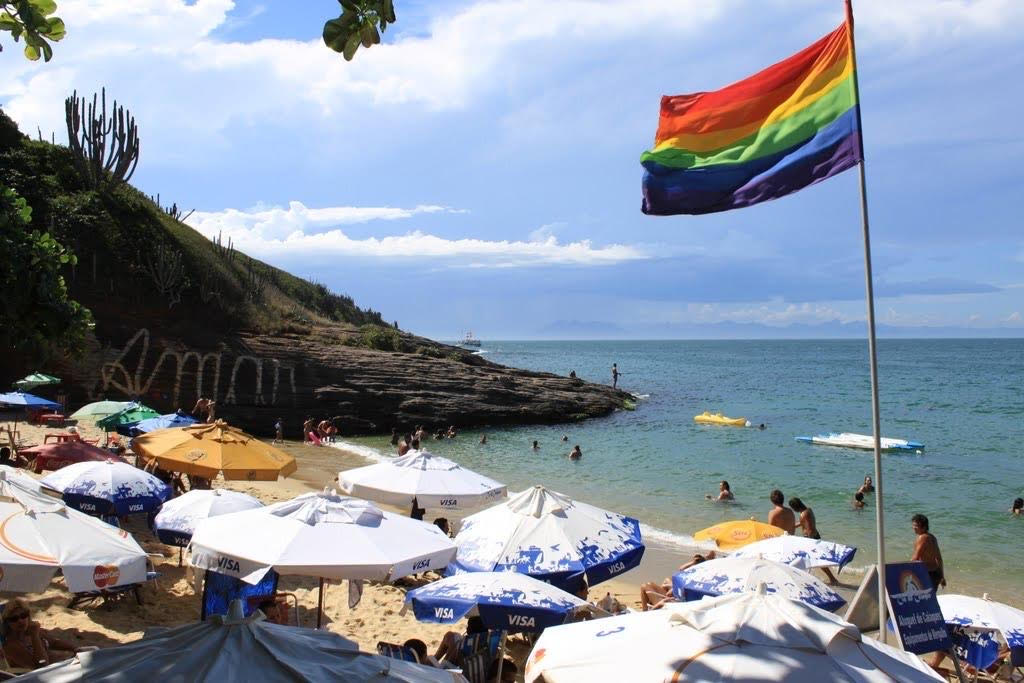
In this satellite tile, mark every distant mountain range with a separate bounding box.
[537,319,1024,339]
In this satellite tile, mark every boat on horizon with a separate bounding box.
[795,432,924,452]
[457,331,482,347]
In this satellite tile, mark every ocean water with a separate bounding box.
[340,339,1024,604]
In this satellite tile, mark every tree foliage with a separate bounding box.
[0,0,65,61]
[0,184,92,359]
[323,0,395,61]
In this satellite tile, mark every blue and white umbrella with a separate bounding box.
[938,593,1024,655]
[448,485,644,593]
[672,556,846,612]
[153,489,263,546]
[729,535,857,570]
[0,390,61,411]
[41,461,171,517]
[406,571,590,633]
[129,412,198,436]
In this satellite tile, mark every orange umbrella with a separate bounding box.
[693,519,785,551]
[132,420,296,481]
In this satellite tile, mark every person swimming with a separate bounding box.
[706,480,734,502]
[532,440,540,450]
[1011,498,1023,516]
[569,445,582,460]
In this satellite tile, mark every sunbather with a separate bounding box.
[640,552,716,610]
[1,599,79,669]
[256,599,288,626]
[434,616,487,665]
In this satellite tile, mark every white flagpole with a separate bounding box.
[844,0,887,642]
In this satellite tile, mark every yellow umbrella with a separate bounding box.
[693,519,785,551]
[132,420,297,481]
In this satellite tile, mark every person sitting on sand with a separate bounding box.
[0,446,30,469]
[1,598,80,669]
[853,492,866,510]
[706,480,734,502]
[1011,498,1023,516]
[434,616,488,665]
[569,445,582,460]
[789,497,838,585]
[858,475,874,495]
[639,552,716,610]
[768,489,796,534]
[257,598,288,626]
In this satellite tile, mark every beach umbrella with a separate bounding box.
[693,518,785,550]
[69,400,133,421]
[524,587,943,682]
[190,491,457,626]
[96,402,160,432]
[130,411,198,435]
[728,535,857,570]
[19,440,127,474]
[447,485,644,593]
[338,449,507,510]
[132,420,296,481]
[406,571,591,632]
[153,489,263,547]
[0,390,61,411]
[13,372,60,391]
[0,469,148,593]
[15,599,465,683]
[672,556,846,612]
[41,460,171,517]
[938,593,1024,653]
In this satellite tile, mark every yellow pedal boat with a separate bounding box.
[694,411,748,427]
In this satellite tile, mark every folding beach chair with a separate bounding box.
[376,641,421,664]
[201,568,278,620]
[68,569,163,610]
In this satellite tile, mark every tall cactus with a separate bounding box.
[64,88,140,191]
[143,242,186,308]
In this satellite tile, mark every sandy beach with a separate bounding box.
[1,416,972,680]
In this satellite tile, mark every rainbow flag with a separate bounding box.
[641,22,861,215]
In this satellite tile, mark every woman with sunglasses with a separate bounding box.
[1,599,78,669]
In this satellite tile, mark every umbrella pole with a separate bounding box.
[178,546,183,567]
[495,631,506,682]
[317,577,325,629]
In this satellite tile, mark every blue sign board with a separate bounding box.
[884,561,951,654]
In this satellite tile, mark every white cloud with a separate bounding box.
[667,301,859,326]
[529,222,565,243]
[1004,311,1022,323]
[4,0,1021,164]
[185,202,648,267]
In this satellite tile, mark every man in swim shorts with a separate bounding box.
[911,513,946,589]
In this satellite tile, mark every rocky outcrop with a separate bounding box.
[53,318,631,437]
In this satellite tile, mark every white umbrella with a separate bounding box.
[153,489,264,547]
[728,535,857,570]
[16,599,466,683]
[338,449,507,510]
[41,460,171,517]
[68,400,133,421]
[938,593,1024,650]
[449,485,644,593]
[673,556,846,611]
[525,587,943,682]
[0,470,148,593]
[190,491,457,626]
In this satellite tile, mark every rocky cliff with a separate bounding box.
[1,109,631,434]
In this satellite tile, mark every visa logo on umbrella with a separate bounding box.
[607,561,625,575]
[217,556,241,573]
[412,559,431,571]
[508,614,536,628]
[434,607,455,620]
[440,499,458,507]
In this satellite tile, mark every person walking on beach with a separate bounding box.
[789,497,838,585]
[611,363,620,389]
[768,489,796,534]
[911,513,946,589]
[273,418,283,443]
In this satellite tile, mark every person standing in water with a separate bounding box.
[767,489,796,534]
[569,445,582,460]
[611,363,620,389]
[911,513,946,589]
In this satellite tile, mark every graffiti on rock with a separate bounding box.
[94,329,296,406]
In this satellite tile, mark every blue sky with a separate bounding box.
[3,0,1023,339]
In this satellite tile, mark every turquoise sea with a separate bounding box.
[340,339,1024,604]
